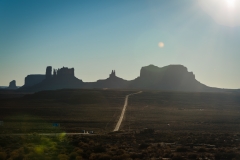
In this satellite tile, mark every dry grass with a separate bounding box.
[1,89,240,133]
[123,91,240,132]
[0,89,134,133]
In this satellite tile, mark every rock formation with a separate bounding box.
[46,66,52,79]
[7,80,18,90]
[18,64,228,92]
[109,70,116,78]
[56,67,74,77]
[128,65,209,91]
[87,70,129,89]
[53,69,57,77]
[19,66,83,92]
[24,75,45,87]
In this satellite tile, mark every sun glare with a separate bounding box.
[226,0,236,8]
[199,0,240,27]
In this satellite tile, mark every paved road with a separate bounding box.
[113,91,142,132]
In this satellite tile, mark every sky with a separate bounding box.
[0,0,240,89]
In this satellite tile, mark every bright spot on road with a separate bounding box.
[158,42,165,48]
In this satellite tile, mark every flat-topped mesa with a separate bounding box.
[140,64,195,79]
[56,67,75,77]
[109,70,116,78]
[25,75,45,87]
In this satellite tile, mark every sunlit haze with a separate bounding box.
[226,0,236,8]
[1,0,240,89]
[199,0,240,27]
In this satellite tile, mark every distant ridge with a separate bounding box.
[0,86,8,88]
[17,64,238,92]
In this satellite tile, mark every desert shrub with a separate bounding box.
[89,153,111,160]
[93,145,106,153]
[69,152,78,160]
[9,149,24,160]
[23,146,30,154]
[163,153,171,158]
[139,143,149,149]
[140,128,155,134]
[0,152,7,160]
[188,153,197,159]
[176,147,188,152]
[172,154,184,160]
[115,149,125,155]
[78,142,89,149]
[75,148,83,155]
[130,152,143,159]
[29,134,42,144]
[198,147,206,152]
[24,152,50,160]
[112,154,130,160]
[58,154,69,160]
[75,156,83,160]
[215,153,236,160]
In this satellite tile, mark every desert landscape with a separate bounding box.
[1,89,240,159]
[2,0,240,159]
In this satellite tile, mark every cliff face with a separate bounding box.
[129,65,209,91]
[24,75,45,87]
[45,67,82,90]
[140,65,195,80]
[18,64,225,92]
[55,67,74,77]
[19,66,83,92]
[7,80,18,90]
[46,66,52,79]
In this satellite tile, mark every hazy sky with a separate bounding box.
[1,0,240,89]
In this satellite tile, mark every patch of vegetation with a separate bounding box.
[0,132,240,159]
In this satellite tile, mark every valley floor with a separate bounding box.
[1,89,240,159]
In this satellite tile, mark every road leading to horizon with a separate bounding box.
[113,91,142,132]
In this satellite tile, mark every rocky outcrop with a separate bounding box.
[24,75,45,87]
[129,65,211,91]
[46,66,52,79]
[7,80,18,90]
[19,66,83,92]
[140,65,195,79]
[89,70,129,89]
[55,67,74,77]
[18,64,227,92]
[109,70,116,78]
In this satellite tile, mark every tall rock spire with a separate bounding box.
[46,66,52,79]
[7,80,17,89]
[109,70,116,78]
[53,69,57,77]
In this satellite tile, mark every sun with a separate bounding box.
[226,0,236,8]
[158,42,164,48]
[199,0,240,27]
